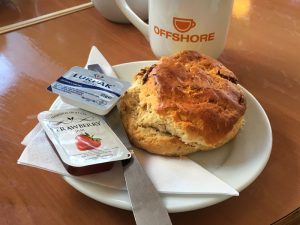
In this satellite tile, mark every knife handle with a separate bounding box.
[123,153,172,225]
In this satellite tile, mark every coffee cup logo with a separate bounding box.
[173,17,196,33]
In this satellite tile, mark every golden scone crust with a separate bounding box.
[119,50,246,156]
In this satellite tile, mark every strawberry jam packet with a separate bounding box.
[38,108,131,176]
[47,66,131,115]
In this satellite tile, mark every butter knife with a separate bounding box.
[86,48,172,224]
[104,106,172,225]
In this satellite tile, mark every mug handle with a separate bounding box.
[115,0,149,41]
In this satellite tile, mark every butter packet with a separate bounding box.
[38,108,131,176]
[47,66,130,115]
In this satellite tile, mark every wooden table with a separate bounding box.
[1,1,299,224]
[0,0,89,27]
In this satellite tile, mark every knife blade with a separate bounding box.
[104,106,172,225]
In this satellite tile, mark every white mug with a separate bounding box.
[92,0,148,24]
[115,0,233,58]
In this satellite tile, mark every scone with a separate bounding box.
[119,50,246,156]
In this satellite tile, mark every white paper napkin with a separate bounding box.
[18,46,238,196]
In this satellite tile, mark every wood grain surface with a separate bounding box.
[0,0,89,27]
[0,0,299,225]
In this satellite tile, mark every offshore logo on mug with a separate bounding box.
[153,17,215,43]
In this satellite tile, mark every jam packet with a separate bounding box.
[38,108,131,176]
[47,66,131,115]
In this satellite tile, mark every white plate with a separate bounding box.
[63,61,272,213]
